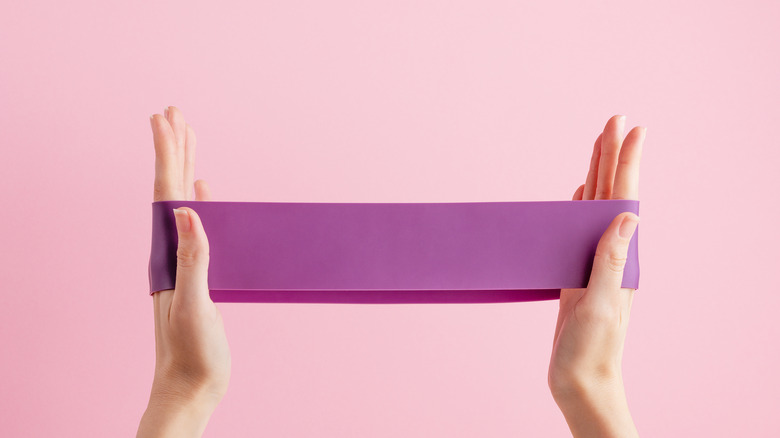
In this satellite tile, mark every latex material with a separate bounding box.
[148,200,640,304]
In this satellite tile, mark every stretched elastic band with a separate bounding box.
[148,200,639,304]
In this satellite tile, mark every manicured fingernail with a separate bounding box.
[618,213,639,238]
[173,208,191,233]
[164,107,169,118]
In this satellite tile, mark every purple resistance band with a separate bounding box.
[148,200,640,304]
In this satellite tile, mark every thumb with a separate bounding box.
[172,207,212,310]
[586,212,640,298]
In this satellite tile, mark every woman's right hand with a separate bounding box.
[137,106,231,438]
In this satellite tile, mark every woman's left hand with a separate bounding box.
[548,114,645,438]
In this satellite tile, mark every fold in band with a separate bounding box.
[148,200,640,304]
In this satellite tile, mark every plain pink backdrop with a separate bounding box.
[1,1,779,436]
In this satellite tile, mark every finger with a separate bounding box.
[612,126,646,201]
[152,291,162,355]
[594,115,626,200]
[152,289,173,357]
[582,132,602,200]
[171,207,214,316]
[165,106,187,175]
[194,179,212,201]
[585,212,640,304]
[151,114,182,201]
[572,184,585,201]
[184,123,197,201]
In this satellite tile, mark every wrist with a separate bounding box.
[136,379,221,438]
[551,372,638,438]
[551,369,623,406]
[151,361,227,407]
[149,374,223,412]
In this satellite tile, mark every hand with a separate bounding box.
[548,115,646,437]
[137,106,231,438]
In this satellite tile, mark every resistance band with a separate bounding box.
[148,200,639,304]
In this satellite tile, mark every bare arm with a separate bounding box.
[548,114,645,437]
[137,106,230,437]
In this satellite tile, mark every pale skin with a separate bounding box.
[137,107,230,438]
[137,107,645,437]
[549,114,645,438]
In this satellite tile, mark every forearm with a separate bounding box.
[553,374,638,438]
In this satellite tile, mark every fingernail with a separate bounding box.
[173,208,191,233]
[618,213,639,238]
[149,115,154,127]
[164,107,169,118]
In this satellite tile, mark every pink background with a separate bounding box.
[2,1,778,436]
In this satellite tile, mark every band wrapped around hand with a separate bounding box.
[149,200,639,304]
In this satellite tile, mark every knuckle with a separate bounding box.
[606,253,628,273]
[600,148,618,160]
[596,248,628,273]
[176,246,209,268]
[176,250,198,269]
